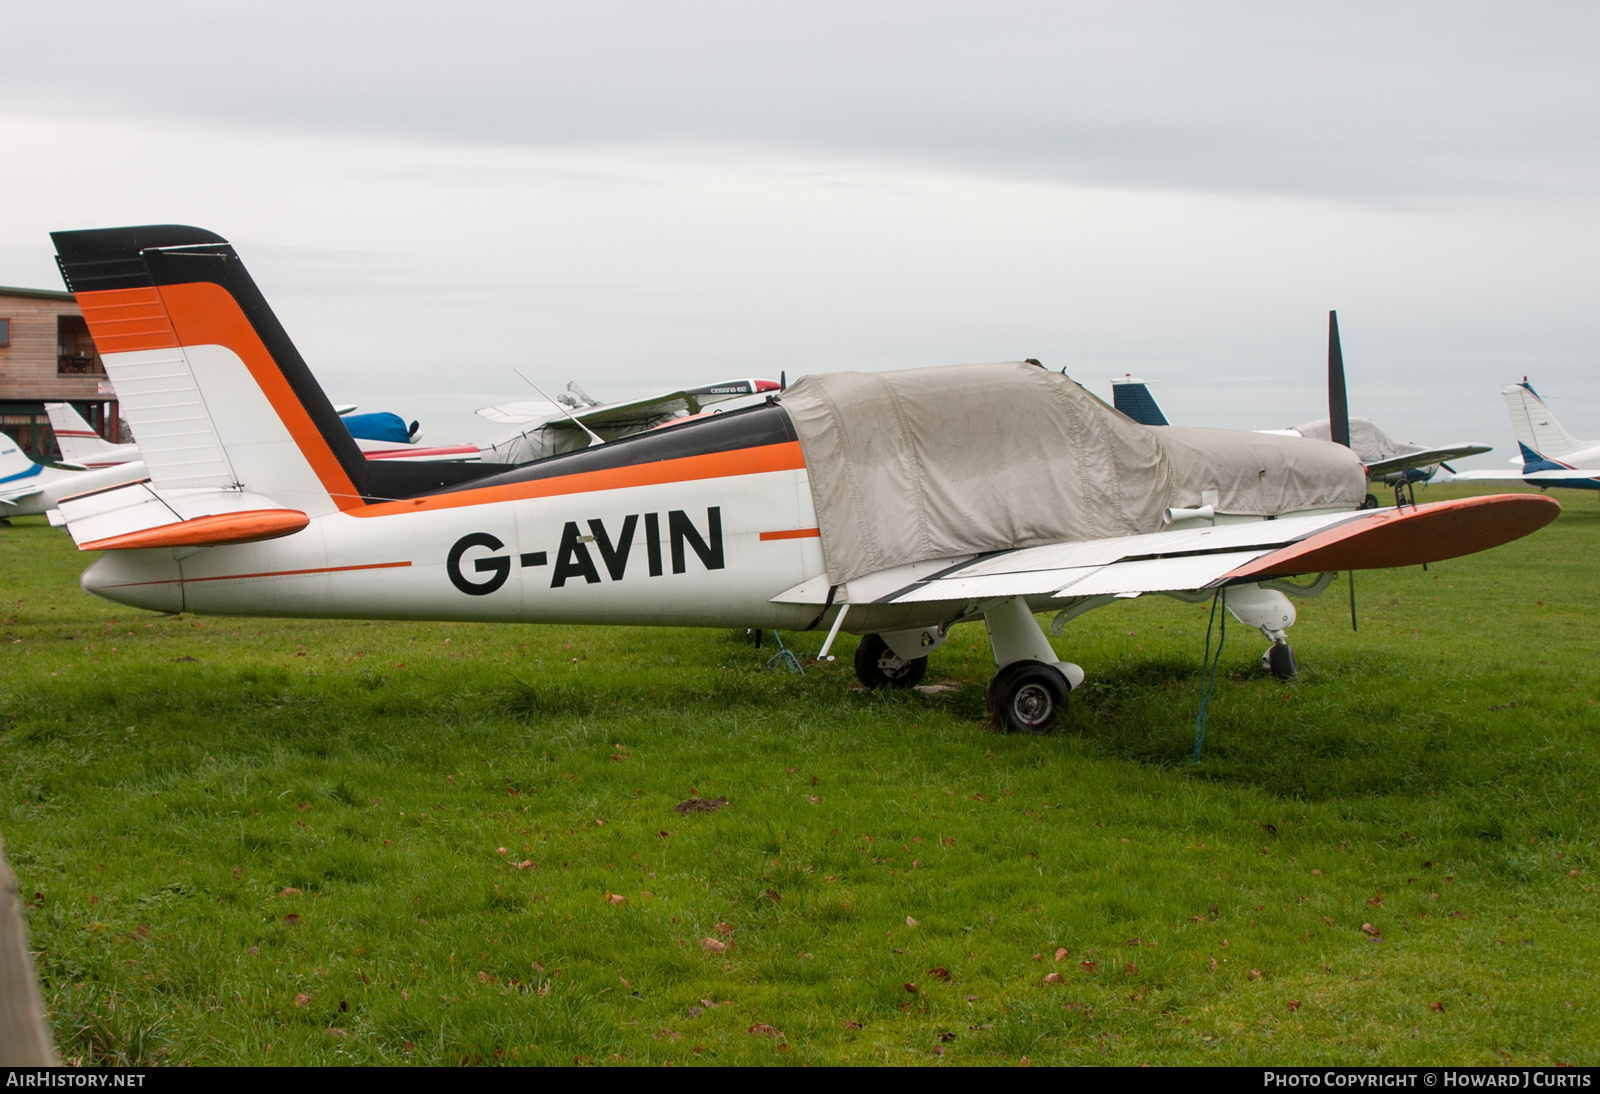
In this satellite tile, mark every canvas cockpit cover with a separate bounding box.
[779,362,1367,585]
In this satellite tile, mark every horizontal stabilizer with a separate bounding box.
[57,481,308,551]
[1364,443,1492,479]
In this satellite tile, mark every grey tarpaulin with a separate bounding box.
[1293,416,1427,464]
[780,362,1366,585]
[0,835,56,1065]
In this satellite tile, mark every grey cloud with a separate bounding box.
[8,1,1600,201]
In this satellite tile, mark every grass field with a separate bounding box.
[0,484,1596,1066]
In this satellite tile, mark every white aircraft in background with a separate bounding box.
[1112,313,1493,506]
[365,379,780,465]
[1449,380,1600,492]
[46,368,777,470]
[45,225,1557,734]
[44,403,141,468]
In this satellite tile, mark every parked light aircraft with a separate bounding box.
[1450,380,1600,492]
[43,403,141,468]
[1113,313,1493,505]
[46,226,1558,732]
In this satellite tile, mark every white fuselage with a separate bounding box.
[82,462,841,631]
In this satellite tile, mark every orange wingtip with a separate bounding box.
[1226,494,1561,580]
[80,509,310,552]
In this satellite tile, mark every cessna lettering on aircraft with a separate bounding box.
[48,226,1559,732]
[1113,313,1493,505]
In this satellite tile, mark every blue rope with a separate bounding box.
[1193,589,1227,764]
[766,630,804,675]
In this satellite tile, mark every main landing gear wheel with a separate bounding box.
[986,659,1070,734]
[1360,493,1380,510]
[854,633,928,690]
[1262,639,1298,679]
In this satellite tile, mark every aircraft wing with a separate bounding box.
[779,495,1558,607]
[1449,468,1600,482]
[0,484,44,507]
[1363,443,1492,479]
[477,379,779,431]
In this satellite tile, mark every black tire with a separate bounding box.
[1360,493,1380,510]
[985,659,1070,733]
[853,633,928,690]
[1264,640,1298,679]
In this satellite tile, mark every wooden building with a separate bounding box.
[0,286,118,460]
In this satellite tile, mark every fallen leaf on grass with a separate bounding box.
[280,887,301,897]
[605,893,626,905]
[325,1028,346,1038]
[1361,923,1381,937]
[294,994,310,1008]
[701,938,727,954]
[906,916,918,928]
[1054,947,1068,962]
[1032,953,1043,962]
[1041,972,1062,984]
[674,796,730,816]
[1124,963,1138,976]
[749,1023,783,1038]
[927,967,952,981]
[844,1020,862,1031]
[1287,1000,1302,1013]
[715,922,734,936]
[1430,1002,1444,1012]
[283,914,300,926]
[1248,969,1262,981]
[1080,960,1098,973]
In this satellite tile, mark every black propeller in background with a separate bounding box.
[1328,309,1350,449]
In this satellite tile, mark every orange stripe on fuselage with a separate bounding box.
[759,527,820,541]
[74,287,179,353]
[103,560,413,590]
[352,440,808,518]
[158,282,364,512]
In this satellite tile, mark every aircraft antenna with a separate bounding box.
[513,369,605,447]
[1328,310,1350,448]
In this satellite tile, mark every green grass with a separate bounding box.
[0,484,1596,1065]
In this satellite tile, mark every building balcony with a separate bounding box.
[57,355,104,375]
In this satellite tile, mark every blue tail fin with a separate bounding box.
[1111,377,1169,426]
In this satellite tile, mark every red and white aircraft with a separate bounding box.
[46,226,1559,732]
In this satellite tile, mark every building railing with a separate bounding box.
[57,355,103,375]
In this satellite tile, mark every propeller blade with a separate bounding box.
[1328,311,1350,448]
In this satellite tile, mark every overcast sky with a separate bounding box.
[2,1,1597,458]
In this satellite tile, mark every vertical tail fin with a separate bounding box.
[1502,380,1583,462]
[43,403,118,465]
[1110,375,1170,426]
[51,226,490,513]
[0,435,42,484]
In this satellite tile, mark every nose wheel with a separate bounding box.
[985,659,1070,733]
[1262,639,1297,679]
[853,633,929,689]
